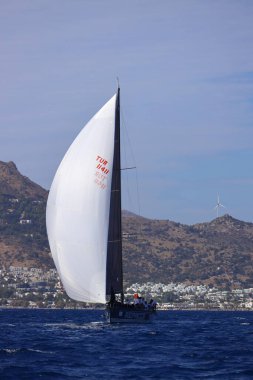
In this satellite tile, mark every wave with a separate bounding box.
[1,348,54,355]
[43,321,106,331]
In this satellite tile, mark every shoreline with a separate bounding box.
[0,305,252,312]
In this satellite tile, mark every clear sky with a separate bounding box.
[1,0,253,224]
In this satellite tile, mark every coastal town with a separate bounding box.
[1,266,252,310]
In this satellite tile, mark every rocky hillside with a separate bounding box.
[0,160,253,290]
[122,214,253,289]
[0,161,47,199]
[0,161,52,269]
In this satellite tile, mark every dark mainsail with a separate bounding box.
[106,87,123,295]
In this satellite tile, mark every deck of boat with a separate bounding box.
[106,303,155,323]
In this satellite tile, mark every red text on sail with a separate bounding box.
[94,155,110,190]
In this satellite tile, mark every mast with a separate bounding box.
[106,86,123,296]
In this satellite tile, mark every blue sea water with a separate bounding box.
[0,309,253,380]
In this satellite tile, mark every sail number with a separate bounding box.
[94,155,110,190]
[96,155,110,175]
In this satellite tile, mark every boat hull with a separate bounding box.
[107,306,153,323]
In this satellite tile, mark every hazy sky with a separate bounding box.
[1,0,253,224]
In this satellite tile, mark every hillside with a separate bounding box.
[0,161,47,199]
[0,160,253,290]
[122,214,253,289]
[0,161,53,269]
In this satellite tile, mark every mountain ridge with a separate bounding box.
[0,161,47,199]
[0,160,252,290]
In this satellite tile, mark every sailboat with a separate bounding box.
[46,87,155,323]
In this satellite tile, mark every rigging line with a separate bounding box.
[121,106,142,240]
[135,167,142,239]
[121,109,137,174]
[121,106,134,213]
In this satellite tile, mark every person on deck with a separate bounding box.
[149,299,157,310]
[134,293,139,305]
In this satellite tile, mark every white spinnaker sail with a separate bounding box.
[46,94,116,303]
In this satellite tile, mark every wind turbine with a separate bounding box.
[214,194,225,217]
